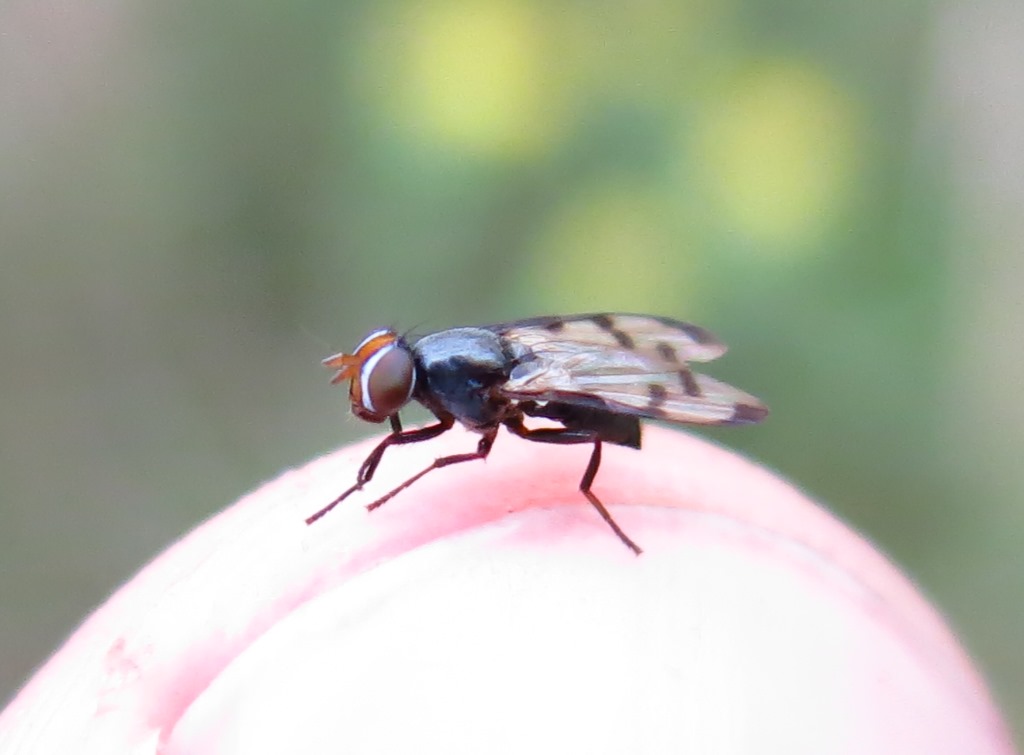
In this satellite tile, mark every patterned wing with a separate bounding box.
[487,313,767,426]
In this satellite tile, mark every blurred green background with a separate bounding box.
[2,0,1022,739]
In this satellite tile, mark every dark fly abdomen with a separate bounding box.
[412,327,513,429]
[522,401,642,449]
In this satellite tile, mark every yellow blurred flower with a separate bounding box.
[366,0,567,157]
[523,182,699,313]
[692,61,861,253]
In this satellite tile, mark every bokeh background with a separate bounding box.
[2,0,1022,740]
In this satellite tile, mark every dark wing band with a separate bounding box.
[487,313,766,426]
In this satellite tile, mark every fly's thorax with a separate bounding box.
[411,327,513,429]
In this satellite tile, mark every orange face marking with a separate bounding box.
[322,329,399,385]
[322,329,409,421]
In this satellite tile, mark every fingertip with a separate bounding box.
[1,426,1013,754]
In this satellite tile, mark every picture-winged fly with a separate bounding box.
[307,313,767,554]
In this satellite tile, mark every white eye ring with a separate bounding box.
[360,343,415,416]
[355,328,395,353]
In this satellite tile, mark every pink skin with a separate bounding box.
[0,426,1014,753]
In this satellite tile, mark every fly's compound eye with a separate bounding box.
[353,343,416,422]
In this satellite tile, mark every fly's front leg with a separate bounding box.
[504,418,642,555]
[306,413,455,524]
[365,427,498,512]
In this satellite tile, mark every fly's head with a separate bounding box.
[323,328,416,423]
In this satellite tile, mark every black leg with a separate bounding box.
[365,428,498,511]
[305,413,455,524]
[504,419,642,555]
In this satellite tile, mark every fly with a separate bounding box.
[306,313,768,554]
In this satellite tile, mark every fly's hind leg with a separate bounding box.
[504,418,642,555]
